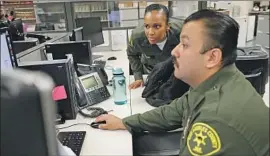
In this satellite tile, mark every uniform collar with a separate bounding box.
[156,37,167,50]
[187,64,238,109]
[191,64,238,93]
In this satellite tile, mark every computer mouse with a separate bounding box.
[107,56,117,60]
[90,121,106,129]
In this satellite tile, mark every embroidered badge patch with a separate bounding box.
[187,122,221,156]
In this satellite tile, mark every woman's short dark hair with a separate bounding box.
[144,4,169,24]
[184,9,239,67]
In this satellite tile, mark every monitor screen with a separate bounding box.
[45,41,92,65]
[75,17,104,47]
[1,32,13,70]
[81,76,98,89]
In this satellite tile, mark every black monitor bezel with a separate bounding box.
[75,17,104,47]
[44,40,92,66]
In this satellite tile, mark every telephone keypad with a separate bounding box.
[86,87,110,105]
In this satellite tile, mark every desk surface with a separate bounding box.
[129,76,155,115]
[57,51,133,156]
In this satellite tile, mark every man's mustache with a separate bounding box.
[172,56,177,65]
[172,56,179,68]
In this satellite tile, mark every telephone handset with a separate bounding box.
[64,54,109,108]
[77,72,110,106]
[77,64,108,85]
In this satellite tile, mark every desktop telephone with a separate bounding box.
[77,63,108,86]
[77,72,110,107]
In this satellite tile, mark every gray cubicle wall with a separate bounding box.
[257,14,269,34]
[17,33,70,63]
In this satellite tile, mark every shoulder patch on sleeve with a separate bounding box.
[187,122,221,156]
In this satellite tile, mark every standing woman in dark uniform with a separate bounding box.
[127,4,183,89]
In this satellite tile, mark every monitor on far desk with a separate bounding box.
[45,41,92,67]
[13,40,38,54]
[70,25,103,60]
[75,17,104,48]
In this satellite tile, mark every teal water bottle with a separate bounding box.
[112,68,127,105]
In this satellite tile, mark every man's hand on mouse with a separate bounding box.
[95,114,127,130]
[128,80,144,90]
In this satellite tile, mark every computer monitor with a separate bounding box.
[45,41,92,66]
[69,27,84,41]
[13,40,38,54]
[1,69,59,156]
[75,17,104,47]
[18,58,78,120]
[25,33,51,44]
[0,27,18,70]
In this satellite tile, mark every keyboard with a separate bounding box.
[57,131,86,156]
[93,60,106,68]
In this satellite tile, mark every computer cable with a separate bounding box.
[78,107,113,118]
[56,123,91,131]
[55,114,65,125]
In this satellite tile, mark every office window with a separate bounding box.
[34,2,67,31]
[72,1,112,28]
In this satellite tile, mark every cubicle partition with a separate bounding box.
[92,26,136,52]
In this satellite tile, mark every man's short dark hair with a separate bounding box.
[144,4,169,24]
[184,9,239,67]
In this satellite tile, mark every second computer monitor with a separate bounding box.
[75,17,104,47]
[45,41,92,65]
[13,40,38,54]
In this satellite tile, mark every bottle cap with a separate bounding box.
[112,68,124,75]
